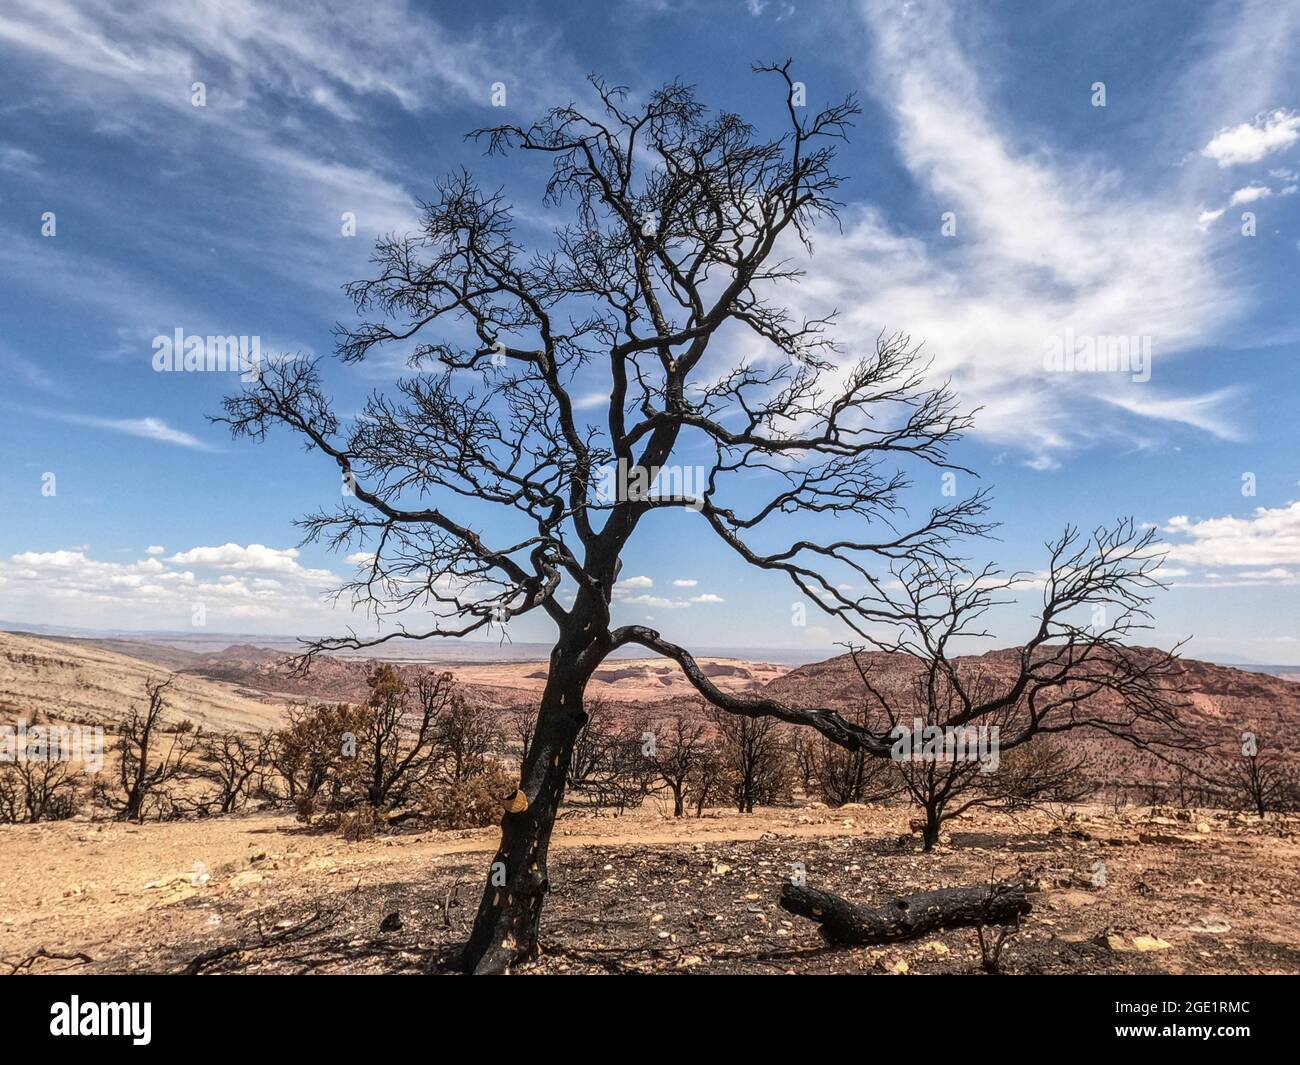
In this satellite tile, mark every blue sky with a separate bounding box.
[1,0,1298,662]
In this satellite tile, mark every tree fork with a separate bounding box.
[779,882,1030,945]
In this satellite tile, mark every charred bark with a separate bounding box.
[460,627,605,974]
[780,882,1029,945]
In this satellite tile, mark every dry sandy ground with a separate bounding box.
[1,630,787,732]
[0,631,288,731]
[3,801,1297,975]
[429,656,791,704]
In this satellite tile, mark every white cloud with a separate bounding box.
[614,575,654,590]
[0,0,582,296]
[572,391,610,410]
[1164,501,1300,568]
[690,593,724,603]
[166,543,335,582]
[145,545,165,555]
[1228,184,1272,205]
[621,594,691,609]
[1099,386,1244,441]
[1202,109,1300,167]
[0,143,39,173]
[29,410,216,450]
[671,578,698,587]
[0,544,347,628]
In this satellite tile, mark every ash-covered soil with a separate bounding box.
[4,802,1297,975]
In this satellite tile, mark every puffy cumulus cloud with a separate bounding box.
[690,593,725,603]
[613,575,654,591]
[1202,109,1300,167]
[672,578,698,587]
[166,543,336,583]
[0,543,348,629]
[1228,184,1273,205]
[145,545,165,555]
[1164,501,1300,575]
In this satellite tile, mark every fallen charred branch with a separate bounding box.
[779,882,1030,945]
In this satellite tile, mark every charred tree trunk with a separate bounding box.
[460,630,602,974]
[671,785,684,818]
[922,810,941,852]
[780,882,1029,945]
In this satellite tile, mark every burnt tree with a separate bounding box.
[712,706,791,813]
[645,705,717,817]
[846,524,1192,850]
[97,677,199,823]
[218,67,1176,973]
[201,730,272,814]
[1225,730,1296,817]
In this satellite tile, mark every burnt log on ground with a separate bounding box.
[780,882,1030,945]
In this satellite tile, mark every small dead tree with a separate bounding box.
[507,705,539,764]
[712,708,791,813]
[201,731,272,814]
[687,746,724,817]
[1224,730,1296,817]
[884,668,1093,851]
[351,665,455,809]
[841,523,1193,851]
[644,705,717,817]
[810,696,900,807]
[0,758,81,823]
[97,677,199,823]
[565,699,650,813]
[789,731,818,795]
[432,683,501,785]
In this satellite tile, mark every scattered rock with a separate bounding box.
[1102,932,1173,953]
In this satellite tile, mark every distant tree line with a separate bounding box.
[3,674,1297,843]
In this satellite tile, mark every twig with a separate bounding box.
[5,947,94,975]
[181,907,341,975]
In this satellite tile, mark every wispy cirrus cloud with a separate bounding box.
[26,407,215,450]
[766,0,1292,465]
[0,0,581,294]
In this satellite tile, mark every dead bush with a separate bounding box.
[339,804,378,842]
[422,763,516,829]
